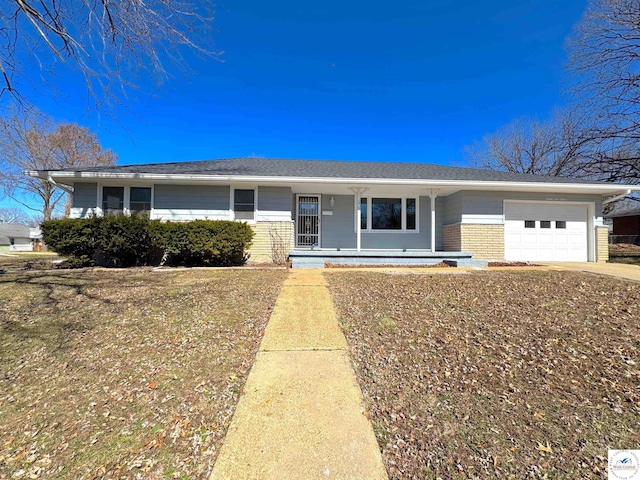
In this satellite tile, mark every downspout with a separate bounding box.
[44,174,74,195]
[603,189,631,205]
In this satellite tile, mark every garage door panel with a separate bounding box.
[504,202,588,262]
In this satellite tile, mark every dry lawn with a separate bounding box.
[0,254,59,274]
[0,268,286,479]
[609,244,640,266]
[327,270,640,479]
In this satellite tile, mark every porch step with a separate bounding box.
[289,249,481,269]
[443,258,488,268]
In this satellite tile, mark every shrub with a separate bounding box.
[42,217,254,268]
[41,217,100,259]
[150,220,254,266]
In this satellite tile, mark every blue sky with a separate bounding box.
[2,0,588,212]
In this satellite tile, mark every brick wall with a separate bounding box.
[442,223,505,260]
[442,223,461,251]
[247,221,295,263]
[461,224,505,260]
[596,226,609,263]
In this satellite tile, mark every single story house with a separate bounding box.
[29,158,639,266]
[605,206,640,244]
[0,223,43,252]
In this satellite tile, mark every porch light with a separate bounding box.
[330,197,335,207]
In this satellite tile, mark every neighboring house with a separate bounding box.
[604,207,640,245]
[0,223,43,252]
[29,158,639,266]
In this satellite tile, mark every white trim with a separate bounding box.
[33,170,639,196]
[231,186,258,224]
[97,184,154,218]
[503,199,596,262]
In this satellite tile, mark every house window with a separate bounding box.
[358,196,419,232]
[540,220,551,229]
[524,220,536,228]
[360,198,368,230]
[406,198,416,230]
[101,186,153,217]
[130,187,152,216]
[234,189,255,220]
[556,221,567,229]
[372,198,402,230]
[102,187,124,215]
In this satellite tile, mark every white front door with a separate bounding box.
[504,202,588,262]
[296,195,321,247]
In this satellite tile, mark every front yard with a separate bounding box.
[328,270,640,479]
[0,268,286,479]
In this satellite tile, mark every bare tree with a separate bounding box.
[567,0,640,183]
[0,206,28,223]
[0,0,217,109]
[0,110,117,220]
[464,109,594,178]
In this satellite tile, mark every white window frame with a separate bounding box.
[96,184,154,217]
[357,196,420,233]
[230,186,258,224]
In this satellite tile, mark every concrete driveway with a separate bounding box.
[541,262,640,282]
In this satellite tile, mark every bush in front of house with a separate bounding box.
[149,219,254,266]
[41,216,254,267]
[40,217,100,266]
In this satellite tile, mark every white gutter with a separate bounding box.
[26,170,640,195]
[603,189,632,204]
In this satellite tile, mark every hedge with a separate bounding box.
[41,216,254,267]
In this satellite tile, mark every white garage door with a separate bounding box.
[504,202,588,262]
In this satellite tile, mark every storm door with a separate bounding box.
[296,195,320,247]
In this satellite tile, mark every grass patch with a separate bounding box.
[609,256,640,266]
[328,270,640,479]
[0,268,287,479]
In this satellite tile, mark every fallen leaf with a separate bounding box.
[536,441,553,454]
[148,381,158,389]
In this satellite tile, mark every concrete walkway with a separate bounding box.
[541,261,640,282]
[210,270,388,480]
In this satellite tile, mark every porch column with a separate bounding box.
[350,187,369,252]
[428,189,438,252]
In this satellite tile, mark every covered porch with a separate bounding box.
[289,185,487,267]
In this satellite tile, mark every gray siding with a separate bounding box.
[320,194,356,248]
[458,191,604,224]
[154,184,229,210]
[436,192,463,250]
[72,183,97,208]
[258,186,292,216]
[320,194,432,250]
[71,182,97,218]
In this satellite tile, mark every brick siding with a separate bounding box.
[247,221,295,263]
[596,226,609,263]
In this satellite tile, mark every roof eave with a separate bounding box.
[30,170,639,196]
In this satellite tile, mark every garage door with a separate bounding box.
[504,202,588,262]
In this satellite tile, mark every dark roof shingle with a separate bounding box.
[52,157,615,185]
